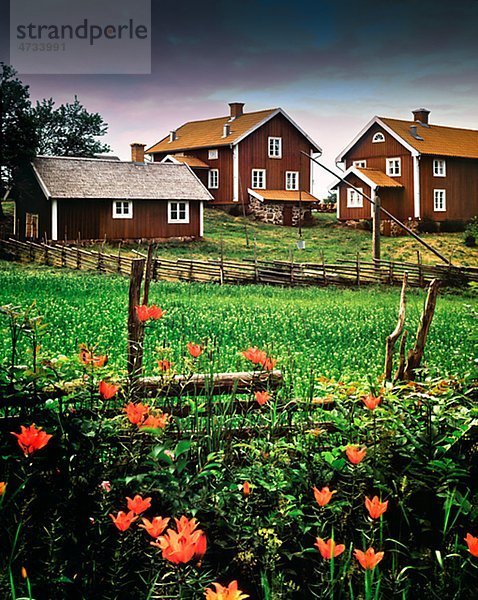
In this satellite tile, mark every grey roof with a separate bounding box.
[32,156,213,201]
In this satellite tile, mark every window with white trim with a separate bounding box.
[372,132,385,143]
[268,137,282,158]
[208,169,219,189]
[113,201,133,219]
[285,171,299,190]
[433,189,446,212]
[25,213,39,238]
[208,149,218,160]
[386,158,401,177]
[168,201,190,223]
[433,159,446,177]
[347,188,363,208]
[353,160,367,168]
[252,169,266,189]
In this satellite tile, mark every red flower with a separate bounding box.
[187,342,203,358]
[346,445,367,465]
[157,359,172,372]
[139,516,170,539]
[255,391,271,406]
[126,494,152,515]
[148,306,166,320]
[79,344,107,368]
[361,394,382,410]
[262,357,277,371]
[151,516,207,565]
[313,486,337,507]
[124,402,149,425]
[11,424,52,456]
[315,537,345,559]
[136,305,166,322]
[242,481,251,496]
[0,482,6,495]
[139,412,169,430]
[365,496,388,519]
[242,347,277,370]
[465,533,478,557]
[354,547,384,570]
[205,580,249,600]
[109,510,137,531]
[99,380,119,400]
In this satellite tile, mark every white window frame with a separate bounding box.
[386,158,401,177]
[372,132,385,143]
[285,171,299,191]
[208,169,219,189]
[208,149,218,160]
[252,169,266,189]
[353,160,367,168]
[168,201,190,223]
[347,188,363,208]
[433,189,446,212]
[268,137,282,158]
[433,159,446,177]
[112,200,133,219]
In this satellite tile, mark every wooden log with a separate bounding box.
[127,259,146,378]
[142,243,154,305]
[384,274,408,380]
[394,330,408,382]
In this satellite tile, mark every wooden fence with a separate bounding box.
[1,238,477,288]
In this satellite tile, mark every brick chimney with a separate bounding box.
[229,102,244,120]
[412,108,430,126]
[130,143,145,163]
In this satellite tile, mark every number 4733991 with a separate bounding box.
[17,43,66,52]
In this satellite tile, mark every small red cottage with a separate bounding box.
[333,109,478,230]
[147,102,322,225]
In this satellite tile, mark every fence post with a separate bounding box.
[142,243,154,304]
[127,259,146,379]
[220,237,224,285]
[253,235,258,283]
[417,250,424,287]
[356,252,360,286]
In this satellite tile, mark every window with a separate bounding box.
[168,201,190,223]
[208,149,218,160]
[386,158,401,177]
[252,169,266,189]
[113,201,133,219]
[433,189,446,212]
[285,171,299,190]
[372,132,385,143]
[208,169,219,189]
[268,137,282,158]
[25,213,39,238]
[353,160,367,168]
[433,159,446,177]
[347,188,363,208]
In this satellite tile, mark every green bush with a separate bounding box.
[463,217,478,247]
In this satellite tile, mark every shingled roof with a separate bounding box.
[32,156,213,201]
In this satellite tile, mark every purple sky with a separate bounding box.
[2,0,477,196]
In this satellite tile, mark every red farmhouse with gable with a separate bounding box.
[333,108,478,231]
[146,102,322,226]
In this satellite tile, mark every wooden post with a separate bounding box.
[417,250,424,287]
[372,192,381,262]
[384,274,408,380]
[117,241,122,273]
[219,237,224,285]
[76,233,81,270]
[127,259,146,378]
[253,235,258,283]
[142,243,154,305]
[356,252,360,286]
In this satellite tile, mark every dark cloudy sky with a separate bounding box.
[1,0,477,195]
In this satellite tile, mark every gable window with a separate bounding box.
[208,149,218,160]
[168,201,190,223]
[268,137,282,158]
[208,169,219,189]
[433,189,446,212]
[252,169,266,189]
[372,132,385,143]
[433,159,446,177]
[113,201,133,219]
[353,160,367,168]
[25,213,39,238]
[347,188,363,208]
[386,158,401,177]
[285,171,299,191]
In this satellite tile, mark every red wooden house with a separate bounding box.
[146,102,321,226]
[333,109,478,231]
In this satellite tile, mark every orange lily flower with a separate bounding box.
[79,344,107,368]
[354,547,384,570]
[365,496,388,519]
[157,359,172,372]
[124,402,149,425]
[261,357,277,371]
[99,380,119,400]
[242,347,267,364]
[242,481,251,496]
[139,412,169,430]
[361,394,382,410]
[126,494,152,515]
[205,580,249,600]
[139,516,170,539]
[255,391,271,406]
[315,537,345,559]
[465,533,478,557]
[187,342,203,358]
[346,445,367,465]
[136,305,166,322]
[11,424,52,456]
[313,486,337,507]
[152,516,207,564]
[109,510,137,531]
[0,482,6,495]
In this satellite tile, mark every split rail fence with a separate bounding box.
[1,238,477,288]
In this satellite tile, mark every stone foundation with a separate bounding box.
[248,197,311,226]
[381,219,420,237]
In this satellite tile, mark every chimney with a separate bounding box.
[223,123,231,137]
[229,102,244,120]
[409,125,424,140]
[412,108,430,126]
[130,142,145,163]
[169,130,177,142]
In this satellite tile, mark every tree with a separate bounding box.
[34,96,111,157]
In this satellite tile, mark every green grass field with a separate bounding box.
[0,262,475,394]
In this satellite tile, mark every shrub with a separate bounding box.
[463,217,478,247]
